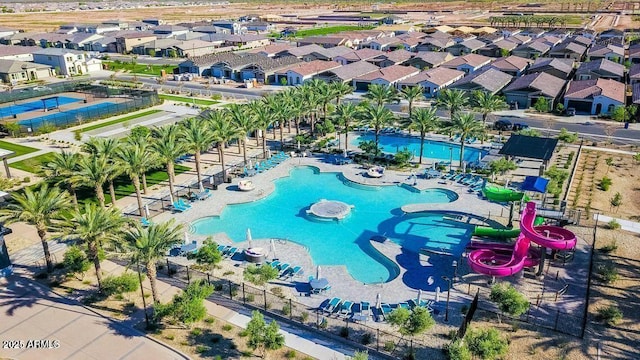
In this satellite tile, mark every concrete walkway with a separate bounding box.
[593,214,640,233]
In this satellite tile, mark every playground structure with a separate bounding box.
[482,185,529,202]
[467,202,577,277]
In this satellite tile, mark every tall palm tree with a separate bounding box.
[249,100,274,155]
[181,116,215,188]
[123,132,156,194]
[264,94,289,148]
[471,90,508,127]
[300,83,320,134]
[209,109,240,183]
[400,85,425,118]
[225,103,247,155]
[83,138,121,206]
[308,79,334,120]
[76,154,110,208]
[117,144,156,217]
[152,124,186,203]
[0,184,71,273]
[403,107,440,164]
[360,104,396,149]
[64,203,128,290]
[364,84,399,107]
[448,113,485,165]
[330,81,353,106]
[436,89,468,119]
[332,102,359,151]
[124,219,183,303]
[42,151,81,210]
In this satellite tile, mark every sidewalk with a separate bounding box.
[494,109,640,130]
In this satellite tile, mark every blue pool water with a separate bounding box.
[0,96,81,118]
[352,134,487,163]
[192,167,473,284]
[19,102,116,129]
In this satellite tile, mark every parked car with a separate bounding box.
[512,123,529,131]
[493,119,513,131]
[566,108,576,117]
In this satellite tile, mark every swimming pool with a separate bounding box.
[192,166,473,284]
[352,134,487,163]
[0,96,82,118]
[19,102,116,130]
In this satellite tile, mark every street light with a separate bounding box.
[442,276,452,323]
[449,147,453,172]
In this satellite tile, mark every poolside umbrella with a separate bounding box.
[199,181,204,192]
[435,286,440,302]
[316,265,322,280]
[270,239,277,260]
[144,204,150,218]
[417,289,423,305]
[375,293,382,309]
[246,228,253,249]
[184,231,189,244]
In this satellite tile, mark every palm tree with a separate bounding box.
[332,102,359,152]
[436,89,468,119]
[209,109,240,183]
[181,116,215,188]
[264,94,289,148]
[117,144,156,217]
[124,132,156,194]
[400,85,425,118]
[76,154,110,208]
[364,84,399,107]
[308,79,334,120]
[83,138,121,206]
[124,219,183,303]
[330,81,353,106]
[448,113,485,165]
[42,151,81,209]
[404,107,440,164]
[300,83,320,134]
[249,100,274,155]
[360,104,396,149]
[151,124,185,203]
[64,203,128,290]
[471,90,508,127]
[0,184,71,273]
[226,104,254,163]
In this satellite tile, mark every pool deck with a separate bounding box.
[155,154,510,316]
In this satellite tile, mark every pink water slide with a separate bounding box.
[467,202,577,277]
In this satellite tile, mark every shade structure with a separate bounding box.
[521,176,549,193]
[316,265,322,280]
[246,228,253,248]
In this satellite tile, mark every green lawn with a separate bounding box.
[293,25,375,38]
[0,140,39,158]
[9,152,56,173]
[103,61,176,76]
[76,109,163,134]
[159,94,219,106]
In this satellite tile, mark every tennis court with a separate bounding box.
[19,102,116,130]
[0,96,82,118]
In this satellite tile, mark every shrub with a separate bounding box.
[384,341,395,352]
[285,350,297,358]
[196,345,207,353]
[444,339,471,360]
[204,316,215,324]
[465,328,508,360]
[164,334,175,341]
[62,246,91,277]
[596,305,622,325]
[22,176,30,183]
[361,332,372,345]
[599,241,618,254]
[339,326,349,338]
[300,311,309,322]
[599,176,612,191]
[245,293,255,303]
[596,262,618,283]
[282,303,291,316]
[243,264,279,286]
[606,219,621,230]
[222,324,233,331]
[489,283,530,318]
[238,330,248,337]
[190,328,203,336]
[101,272,141,296]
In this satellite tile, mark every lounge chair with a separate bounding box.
[285,266,303,278]
[172,202,190,212]
[340,301,354,315]
[361,301,370,316]
[270,260,281,269]
[308,275,315,282]
[225,247,238,257]
[397,302,410,310]
[177,198,192,208]
[141,217,152,227]
[195,189,212,200]
[321,285,331,293]
[380,303,393,320]
[278,263,290,273]
[324,297,342,314]
[217,245,229,253]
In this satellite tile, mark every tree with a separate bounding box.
[489,283,530,322]
[351,351,370,360]
[154,279,214,327]
[245,310,285,359]
[0,184,71,273]
[403,107,439,164]
[151,124,186,203]
[471,91,507,128]
[448,113,484,165]
[62,246,91,279]
[436,89,468,118]
[244,264,279,286]
[64,203,128,291]
[557,128,578,143]
[333,102,359,151]
[359,104,395,150]
[400,85,424,118]
[611,105,638,123]
[444,339,471,360]
[188,238,222,270]
[42,150,81,210]
[634,153,640,164]
[249,100,275,155]
[330,81,353,106]
[208,109,239,183]
[83,137,122,207]
[387,307,435,355]
[533,97,549,113]
[226,103,254,163]
[516,128,541,137]
[488,158,517,178]
[117,144,156,217]
[5,122,20,137]
[364,83,398,107]
[181,116,215,188]
[358,140,382,159]
[610,192,622,212]
[75,154,110,208]
[465,328,508,360]
[125,219,184,303]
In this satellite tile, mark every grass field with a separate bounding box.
[0,140,39,158]
[159,94,219,106]
[75,109,163,134]
[103,61,177,76]
[293,25,375,38]
[9,152,56,173]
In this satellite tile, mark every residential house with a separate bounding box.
[91,36,116,53]
[570,35,593,47]
[0,59,54,84]
[441,53,493,74]
[476,32,504,44]
[526,58,575,79]
[178,52,239,76]
[57,24,78,35]
[415,36,455,52]
[297,36,352,49]
[174,40,224,58]
[334,48,384,65]
[39,33,70,48]
[369,49,413,68]
[283,44,326,59]
[115,33,157,53]
[275,60,341,85]
[519,28,546,39]
[451,32,477,44]
[548,41,587,60]
[632,83,640,108]
[248,43,294,58]
[488,55,533,77]
[502,72,566,110]
[0,32,40,46]
[477,39,519,58]
[64,33,104,51]
[539,35,563,47]
[446,38,486,56]
[212,21,246,35]
[506,35,532,46]
[375,24,416,35]
[587,44,624,63]
[397,67,465,98]
[448,67,512,95]
[629,64,640,84]
[235,56,301,83]
[78,23,120,34]
[302,46,353,62]
[102,19,131,31]
[132,38,182,56]
[629,44,640,64]
[142,19,163,27]
[0,27,19,39]
[314,61,379,83]
[544,29,571,40]
[511,40,551,59]
[0,45,40,61]
[153,25,190,39]
[352,64,419,91]
[32,48,101,76]
[597,29,624,42]
[500,28,521,37]
[244,22,275,33]
[402,51,455,70]
[213,34,270,49]
[381,15,406,25]
[472,26,498,35]
[574,59,624,82]
[563,78,625,115]
[359,37,404,51]
[192,26,227,34]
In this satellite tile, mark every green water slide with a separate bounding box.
[472,217,544,238]
[482,186,530,202]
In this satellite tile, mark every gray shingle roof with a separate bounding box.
[450,67,512,93]
[564,78,625,103]
[325,61,379,81]
[489,55,532,72]
[576,58,624,78]
[400,67,465,86]
[503,72,566,98]
[528,57,574,76]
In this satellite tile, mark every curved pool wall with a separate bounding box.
[352,134,488,163]
[191,166,471,284]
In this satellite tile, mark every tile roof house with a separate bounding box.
[488,55,533,76]
[173,39,226,58]
[0,59,54,84]
[32,48,102,76]
[415,36,455,52]
[476,32,504,44]
[297,36,352,48]
[586,44,624,63]
[359,36,405,51]
[575,59,624,82]
[629,64,640,84]
[178,52,239,75]
[248,43,294,57]
[446,38,486,56]
[629,44,640,64]
[275,60,342,85]
[115,33,157,53]
[132,38,182,56]
[402,51,455,70]
[518,28,546,39]
[511,40,551,59]
[448,67,512,95]
[502,72,566,110]
[314,61,379,83]
[548,41,587,60]
[506,35,532,45]
[477,38,519,57]
[632,83,640,106]
[527,58,575,79]
[563,78,625,115]
[397,67,465,98]
[0,45,41,61]
[369,49,414,68]
[334,48,384,65]
[0,32,41,46]
[441,53,493,74]
[210,53,301,82]
[570,35,593,47]
[284,44,326,59]
[303,46,354,62]
[539,35,563,47]
[152,25,189,38]
[352,64,419,91]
